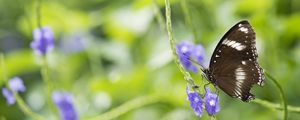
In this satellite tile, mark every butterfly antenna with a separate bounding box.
[180,53,206,73]
[187,57,206,73]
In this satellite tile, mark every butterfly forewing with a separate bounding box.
[207,20,265,102]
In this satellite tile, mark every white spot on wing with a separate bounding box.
[236,45,246,51]
[239,27,249,33]
[241,61,246,65]
[228,41,236,46]
[222,39,246,51]
[222,39,229,44]
[236,74,246,79]
[234,67,247,96]
[238,24,242,27]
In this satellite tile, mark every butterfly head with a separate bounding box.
[203,69,216,84]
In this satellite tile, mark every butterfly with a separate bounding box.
[202,20,265,102]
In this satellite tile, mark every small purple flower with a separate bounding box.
[8,77,26,93]
[186,86,203,117]
[2,88,15,105]
[30,27,55,55]
[52,91,78,120]
[176,41,205,73]
[60,34,86,54]
[205,87,220,115]
[1,77,26,105]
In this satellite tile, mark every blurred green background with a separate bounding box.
[1,0,300,119]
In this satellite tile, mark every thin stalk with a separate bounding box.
[164,0,197,90]
[253,98,300,113]
[180,0,199,42]
[41,57,58,118]
[36,0,58,117]
[86,50,104,77]
[164,1,215,119]
[87,94,161,120]
[152,0,166,31]
[14,93,44,120]
[15,0,33,33]
[0,54,7,82]
[1,53,44,120]
[36,0,42,28]
[265,71,287,120]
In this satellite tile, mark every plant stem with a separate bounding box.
[165,0,197,90]
[180,0,199,42]
[14,93,45,120]
[165,1,216,119]
[152,0,166,31]
[87,94,161,120]
[265,71,287,120]
[41,57,58,118]
[253,98,300,113]
[0,54,7,83]
[36,0,42,28]
[1,53,44,120]
[15,0,33,33]
[35,0,57,116]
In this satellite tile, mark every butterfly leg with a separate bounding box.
[192,85,199,89]
[216,88,220,100]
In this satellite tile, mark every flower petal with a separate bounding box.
[205,87,220,115]
[8,77,26,93]
[186,86,203,117]
[31,27,55,55]
[2,88,16,105]
[176,40,205,73]
[52,91,78,120]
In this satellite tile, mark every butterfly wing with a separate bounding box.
[208,20,265,102]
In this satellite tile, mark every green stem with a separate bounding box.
[41,57,58,118]
[180,0,199,42]
[1,53,44,120]
[210,116,217,120]
[14,93,44,120]
[86,50,103,77]
[35,0,58,116]
[0,54,7,83]
[164,0,197,90]
[41,57,54,93]
[265,71,287,120]
[36,0,42,28]
[87,94,161,120]
[152,0,166,31]
[15,0,33,33]
[165,1,215,119]
[253,98,300,113]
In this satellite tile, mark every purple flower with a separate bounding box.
[176,41,205,73]
[186,86,203,117]
[8,77,26,93]
[30,27,55,55]
[205,87,220,115]
[59,33,86,54]
[1,77,26,105]
[2,88,15,105]
[52,91,78,120]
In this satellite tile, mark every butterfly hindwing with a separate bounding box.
[207,20,265,102]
